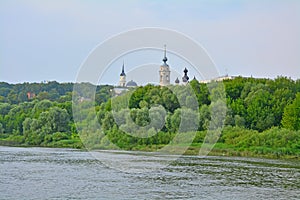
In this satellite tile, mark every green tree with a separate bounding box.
[199,104,210,131]
[7,91,18,104]
[0,103,12,115]
[282,93,300,130]
[36,91,50,100]
[271,88,294,126]
[0,122,4,134]
[101,112,115,132]
[245,88,275,131]
[47,107,70,133]
[135,107,150,127]
[234,115,245,127]
[31,99,53,118]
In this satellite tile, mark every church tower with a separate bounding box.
[159,45,171,86]
[119,61,126,87]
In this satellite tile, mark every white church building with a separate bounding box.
[117,45,192,90]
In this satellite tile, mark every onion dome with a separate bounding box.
[182,67,189,83]
[161,44,169,67]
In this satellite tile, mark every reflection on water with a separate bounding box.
[0,146,299,200]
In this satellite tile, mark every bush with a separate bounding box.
[52,132,69,142]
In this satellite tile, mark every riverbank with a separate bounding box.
[0,135,83,149]
[126,143,300,160]
[0,140,299,160]
[1,126,300,160]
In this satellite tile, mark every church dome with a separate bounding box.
[126,80,138,87]
[182,67,189,83]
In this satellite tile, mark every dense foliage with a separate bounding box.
[0,81,112,148]
[0,77,299,157]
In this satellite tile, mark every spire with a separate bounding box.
[184,67,188,74]
[162,44,168,63]
[182,67,189,83]
[120,61,126,76]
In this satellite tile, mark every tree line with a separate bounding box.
[0,77,299,157]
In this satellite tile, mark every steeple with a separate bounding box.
[120,60,126,76]
[162,44,168,64]
[119,61,126,87]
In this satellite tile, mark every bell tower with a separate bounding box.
[159,45,171,86]
[119,61,126,87]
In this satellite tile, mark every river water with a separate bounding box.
[0,146,299,200]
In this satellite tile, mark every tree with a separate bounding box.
[209,100,227,130]
[179,108,199,132]
[271,88,294,126]
[31,99,53,118]
[135,107,150,127]
[47,107,70,133]
[22,118,33,138]
[0,122,4,134]
[224,76,245,100]
[198,104,210,131]
[244,88,275,131]
[234,115,245,127]
[161,87,179,112]
[0,103,12,115]
[7,91,18,104]
[282,93,300,130]
[101,112,115,132]
[148,106,166,131]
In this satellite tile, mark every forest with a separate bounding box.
[0,76,300,158]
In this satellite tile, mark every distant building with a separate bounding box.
[114,62,138,96]
[199,75,236,83]
[159,45,171,86]
[117,61,138,88]
[119,61,126,87]
[79,97,92,102]
[114,44,236,89]
[27,92,36,100]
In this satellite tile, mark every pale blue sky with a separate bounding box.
[1,0,300,84]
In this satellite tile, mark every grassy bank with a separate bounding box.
[0,134,83,149]
[118,143,299,160]
[1,126,300,160]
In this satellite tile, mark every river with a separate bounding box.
[0,146,299,199]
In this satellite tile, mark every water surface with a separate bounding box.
[0,146,299,199]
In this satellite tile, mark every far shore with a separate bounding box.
[0,141,299,160]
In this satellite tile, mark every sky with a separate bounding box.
[1,0,300,85]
